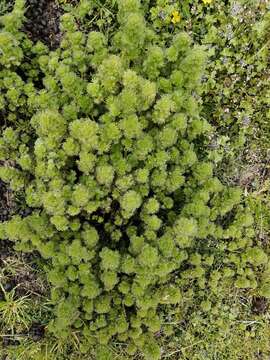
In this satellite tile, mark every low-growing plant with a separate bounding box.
[0,283,31,334]
[0,0,269,359]
[191,0,269,172]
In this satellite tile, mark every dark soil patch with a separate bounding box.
[251,296,269,315]
[29,322,45,341]
[0,249,48,299]
[0,322,46,349]
[15,261,47,297]
[2,336,20,347]
[24,0,63,49]
[0,180,15,223]
[0,239,14,262]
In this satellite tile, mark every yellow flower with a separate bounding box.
[202,0,213,4]
[171,10,181,24]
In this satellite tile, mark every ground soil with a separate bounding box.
[24,0,63,49]
[252,296,269,315]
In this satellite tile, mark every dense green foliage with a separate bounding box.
[0,0,269,359]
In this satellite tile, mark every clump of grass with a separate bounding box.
[0,283,31,335]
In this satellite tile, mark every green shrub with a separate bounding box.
[0,0,269,359]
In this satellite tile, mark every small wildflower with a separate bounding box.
[171,10,181,24]
[202,0,213,4]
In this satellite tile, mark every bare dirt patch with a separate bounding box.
[24,0,63,49]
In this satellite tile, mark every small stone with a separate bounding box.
[242,115,250,126]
